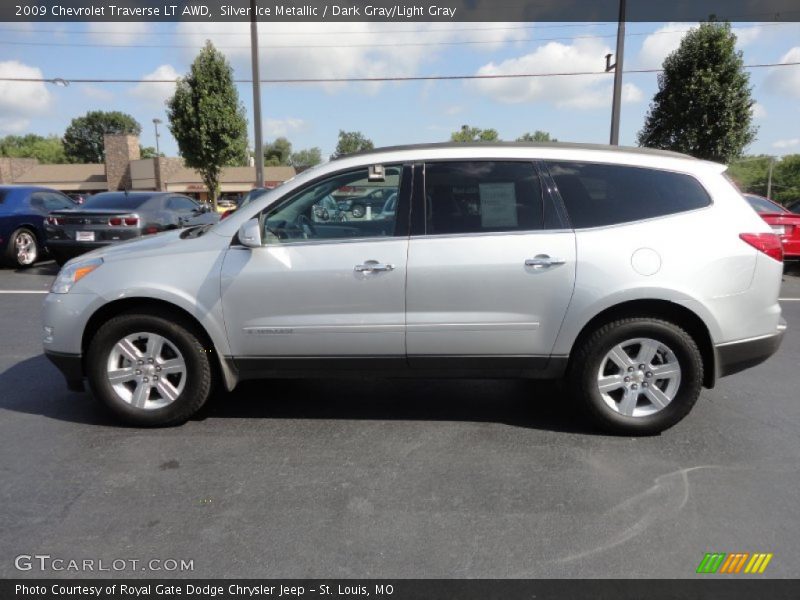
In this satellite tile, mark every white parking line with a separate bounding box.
[0,290,48,294]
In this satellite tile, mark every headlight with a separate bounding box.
[51,257,103,294]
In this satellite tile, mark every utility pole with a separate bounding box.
[767,156,775,199]
[152,118,162,157]
[250,0,264,187]
[606,0,627,146]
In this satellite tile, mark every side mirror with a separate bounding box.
[238,218,262,248]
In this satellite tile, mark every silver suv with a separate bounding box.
[43,143,786,434]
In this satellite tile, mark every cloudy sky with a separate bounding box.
[1,20,799,159]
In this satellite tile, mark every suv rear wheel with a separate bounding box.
[568,318,703,435]
[86,313,213,426]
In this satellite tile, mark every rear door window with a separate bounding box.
[423,161,543,235]
[547,161,711,229]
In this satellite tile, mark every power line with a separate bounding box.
[1,61,797,85]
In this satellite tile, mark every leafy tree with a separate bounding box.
[638,22,756,163]
[139,146,164,159]
[290,147,323,168]
[0,134,67,163]
[517,131,557,143]
[264,137,292,166]
[167,41,249,208]
[331,130,373,159]
[63,111,142,163]
[727,155,773,197]
[773,155,800,205]
[451,125,500,142]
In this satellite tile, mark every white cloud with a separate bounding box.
[772,138,800,149]
[637,22,694,69]
[86,21,149,46]
[468,38,642,110]
[637,23,761,70]
[264,117,307,137]
[443,104,464,116]
[0,60,52,134]
[131,65,180,107]
[765,47,800,99]
[173,22,529,94]
[751,102,768,119]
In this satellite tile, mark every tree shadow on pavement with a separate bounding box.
[2,354,600,435]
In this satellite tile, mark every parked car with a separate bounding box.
[43,143,786,434]
[744,194,800,261]
[216,196,241,214]
[44,191,218,266]
[0,185,75,268]
[337,187,395,218]
[220,188,270,220]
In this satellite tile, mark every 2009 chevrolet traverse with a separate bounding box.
[43,143,786,434]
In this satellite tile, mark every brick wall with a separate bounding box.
[103,134,141,191]
[154,157,184,191]
[0,157,38,184]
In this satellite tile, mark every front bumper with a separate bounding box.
[45,350,84,391]
[715,319,787,378]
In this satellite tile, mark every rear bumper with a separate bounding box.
[715,319,787,378]
[44,350,84,392]
[46,240,111,262]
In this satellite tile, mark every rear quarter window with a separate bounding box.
[547,161,711,229]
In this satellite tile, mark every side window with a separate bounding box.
[547,161,711,229]
[167,196,198,212]
[424,161,543,235]
[261,165,402,244]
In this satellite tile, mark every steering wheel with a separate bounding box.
[295,214,317,238]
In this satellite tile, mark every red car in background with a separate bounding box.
[744,194,800,261]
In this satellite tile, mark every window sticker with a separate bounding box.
[479,182,518,228]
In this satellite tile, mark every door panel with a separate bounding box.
[406,232,576,357]
[221,239,408,357]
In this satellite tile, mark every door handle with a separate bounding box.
[355,260,395,273]
[525,255,566,268]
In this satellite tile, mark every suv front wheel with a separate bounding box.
[568,318,703,435]
[86,313,213,426]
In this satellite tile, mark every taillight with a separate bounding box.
[740,233,783,262]
[108,217,122,226]
[220,209,233,220]
[124,216,139,226]
[108,215,139,226]
[144,226,159,234]
[46,216,60,226]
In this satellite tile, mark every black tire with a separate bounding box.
[86,312,213,427]
[350,204,365,218]
[3,228,39,268]
[567,318,703,436]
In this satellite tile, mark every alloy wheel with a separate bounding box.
[596,337,682,417]
[105,332,187,410]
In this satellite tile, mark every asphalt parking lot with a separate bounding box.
[1,262,799,579]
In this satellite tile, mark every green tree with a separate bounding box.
[0,134,67,163]
[517,131,557,143]
[772,155,800,205]
[264,137,292,166]
[727,155,773,197]
[139,146,164,159]
[167,41,248,208]
[290,147,323,168]
[451,125,500,142]
[331,130,374,159]
[638,22,756,163]
[63,111,142,163]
